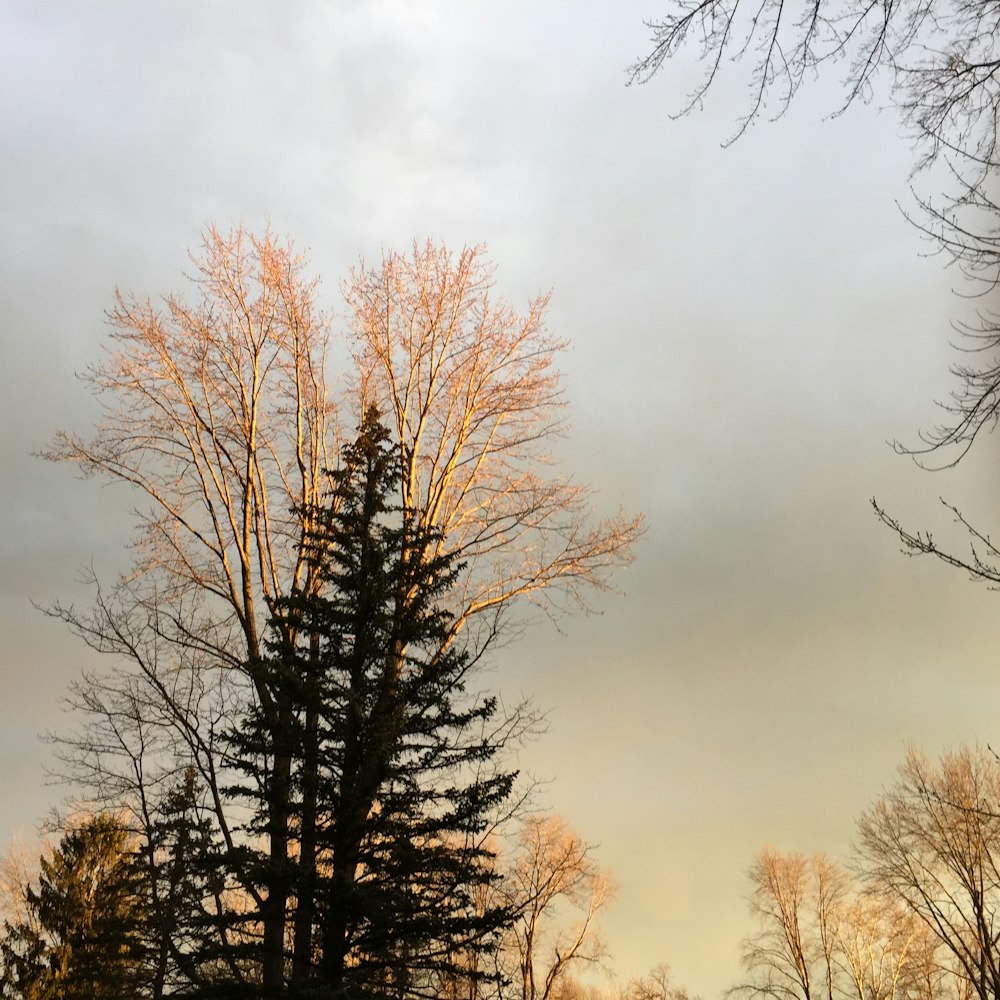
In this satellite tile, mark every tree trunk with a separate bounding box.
[292,637,321,984]
[262,700,294,997]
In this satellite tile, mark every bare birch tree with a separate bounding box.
[731,849,950,1000]
[732,851,845,1000]
[45,225,336,993]
[497,815,616,1000]
[834,892,933,1000]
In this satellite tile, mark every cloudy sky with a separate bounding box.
[4,3,1000,996]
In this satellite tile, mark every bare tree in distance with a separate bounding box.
[497,814,616,1000]
[42,228,642,995]
[0,834,48,933]
[856,745,1000,1000]
[618,964,696,1000]
[730,850,844,1000]
[435,827,695,1000]
[731,846,961,1000]
[545,965,696,1000]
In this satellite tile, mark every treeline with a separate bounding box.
[732,744,1000,1000]
[2,230,643,999]
[0,809,622,1000]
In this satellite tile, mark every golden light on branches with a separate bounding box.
[346,240,643,632]
[39,228,642,996]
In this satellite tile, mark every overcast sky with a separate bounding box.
[4,3,1000,996]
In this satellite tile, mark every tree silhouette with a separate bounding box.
[219,408,522,998]
[45,231,640,994]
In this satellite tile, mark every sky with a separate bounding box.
[3,3,1000,997]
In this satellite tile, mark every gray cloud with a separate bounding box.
[2,2,996,995]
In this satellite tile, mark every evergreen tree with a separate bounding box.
[0,814,148,1000]
[140,767,239,998]
[224,408,517,999]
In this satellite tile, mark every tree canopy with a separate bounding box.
[36,230,640,998]
[1,814,147,1000]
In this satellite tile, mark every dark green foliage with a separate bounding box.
[0,814,148,1000]
[224,407,516,997]
[140,766,248,997]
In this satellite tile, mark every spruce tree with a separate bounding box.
[141,767,237,997]
[224,407,517,999]
[0,814,148,1000]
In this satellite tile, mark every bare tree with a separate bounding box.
[0,834,49,934]
[523,963,697,1000]
[629,0,1000,635]
[346,240,643,637]
[619,963,696,1000]
[628,1,999,164]
[856,745,1000,1000]
[496,815,616,1000]
[731,848,953,1000]
[550,978,610,1000]
[731,851,846,1000]
[834,892,932,1000]
[630,1,1000,470]
[44,231,641,995]
[45,224,335,993]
